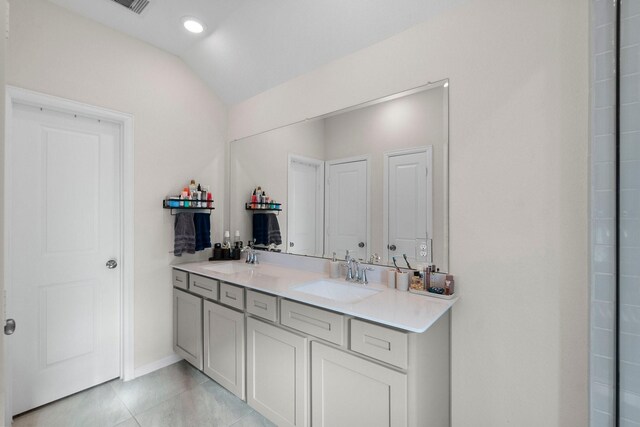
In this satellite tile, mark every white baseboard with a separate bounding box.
[132,353,183,379]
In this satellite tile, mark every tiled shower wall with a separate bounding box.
[591,0,617,423]
[591,0,640,425]
[619,0,640,425]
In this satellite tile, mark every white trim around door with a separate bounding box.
[3,86,135,421]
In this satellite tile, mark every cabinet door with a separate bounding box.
[173,289,203,370]
[203,300,245,399]
[311,342,407,427]
[247,318,308,427]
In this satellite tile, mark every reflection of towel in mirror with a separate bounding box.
[267,213,282,245]
[174,212,195,256]
[253,213,282,246]
[194,213,212,251]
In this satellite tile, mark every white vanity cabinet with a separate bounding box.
[203,300,246,399]
[311,341,408,427]
[173,288,203,370]
[247,317,308,427]
[172,266,452,427]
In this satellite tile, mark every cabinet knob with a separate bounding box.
[4,318,16,335]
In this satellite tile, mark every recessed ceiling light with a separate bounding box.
[183,17,205,34]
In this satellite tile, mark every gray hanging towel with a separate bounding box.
[266,213,282,246]
[174,212,196,256]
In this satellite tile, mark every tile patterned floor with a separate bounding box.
[12,361,276,427]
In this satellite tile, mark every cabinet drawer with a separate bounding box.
[219,283,245,310]
[189,274,219,300]
[350,319,408,369]
[173,269,188,290]
[280,299,344,345]
[246,290,278,322]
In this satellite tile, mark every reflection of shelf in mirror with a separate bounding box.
[245,202,282,212]
[163,200,215,215]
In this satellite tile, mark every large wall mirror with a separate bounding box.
[229,79,449,272]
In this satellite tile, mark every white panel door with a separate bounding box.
[325,159,367,260]
[311,342,407,427]
[288,156,324,256]
[9,104,121,415]
[386,149,432,266]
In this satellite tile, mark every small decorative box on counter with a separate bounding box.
[409,272,455,299]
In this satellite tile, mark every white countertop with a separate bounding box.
[173,260,456,333]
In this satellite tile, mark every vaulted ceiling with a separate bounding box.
[48,0,461,105]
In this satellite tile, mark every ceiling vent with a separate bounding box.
[110,0,149,15]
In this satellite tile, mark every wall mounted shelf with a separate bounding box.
[245,202,282,212]
[163,200,215,215]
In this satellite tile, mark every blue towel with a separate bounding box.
[194,213,212,251]
[252,213,268,245]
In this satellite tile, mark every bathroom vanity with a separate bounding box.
[171,258,455,427]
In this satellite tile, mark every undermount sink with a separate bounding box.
[202,262,256,275]
[292,280,381,303]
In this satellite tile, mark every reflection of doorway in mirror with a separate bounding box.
[325,157,369,261]
[287,155,325,256]
[384,147,433,266]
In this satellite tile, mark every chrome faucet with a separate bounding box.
[244,247,259,264]
[345,257,356,281]
[344,257,373,284]
[356,263,374,285]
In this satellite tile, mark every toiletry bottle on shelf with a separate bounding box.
[182,188,190,207]
[261,191,266,208]
[196,184,202,207]
[207,192,213,208]
[251,189,257,209]
[234,230,242,247]
[189,179,197,196]
[256,187,263,207]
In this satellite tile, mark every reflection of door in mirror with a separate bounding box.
[384,147,433,266]
[325,157,369,261]
[287,155,324,256]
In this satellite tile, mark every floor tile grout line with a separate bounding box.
[109,381,140,426]
[109,379,140,422]
[130,382,198,423]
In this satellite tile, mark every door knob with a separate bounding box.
[4,318,16,335]
[388,244,397,251]
[289,242,295,247]
[106,259,118,269]
[358,242,365,248]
